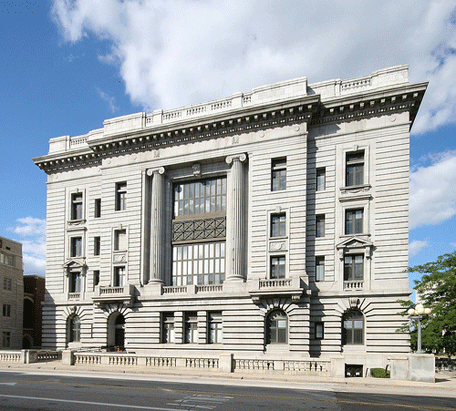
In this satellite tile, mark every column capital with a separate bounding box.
[226,153,247,165]
[146,166,165,176]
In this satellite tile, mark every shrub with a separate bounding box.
[370,368,390,378]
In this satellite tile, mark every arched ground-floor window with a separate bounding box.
[342,310,364,345]
[67,315,81,346]
[266,310,288,344]
[107,313,125,351]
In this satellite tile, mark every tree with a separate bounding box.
[405,251,456,356]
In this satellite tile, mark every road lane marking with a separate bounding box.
[0,394,183,410]
[0,383,16,386]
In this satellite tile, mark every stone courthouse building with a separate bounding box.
[34,65,427,373]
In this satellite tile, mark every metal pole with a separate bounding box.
[417,316,422,354]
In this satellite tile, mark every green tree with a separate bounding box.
[406,251,456,355]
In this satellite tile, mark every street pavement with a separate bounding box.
[1,359,455,398]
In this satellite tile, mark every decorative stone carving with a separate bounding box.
[192,163,201,177]
[173,217,226,242]
[113,253,127,263]
[269,241,287,252]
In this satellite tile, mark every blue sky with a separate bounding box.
[0,1,455,290]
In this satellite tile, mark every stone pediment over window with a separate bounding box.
[63,259,87,270]
[336,236,373,260]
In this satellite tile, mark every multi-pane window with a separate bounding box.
[315,256,325,282]
[2,332,11,348]
[172,243,225,286]
[346,151,364,186]
[315,322,324,339]
[172,177,227,286]
[69,272,81,293]
[185,313,198,343]
[2,304,11,317]
[316,167,326,191]
[271,158,286,191]
[162,313,175,343]
[70,237,83,257]
[208,312,222,344]
[270,256,285,279]
[343,310,364,345]
[114,266,125,287]
[174,177,226,217]
[271,213,286,237]
[94,236,101,256]
[68,316,81,343]
[93,270,100,290]
[344,255,363,281]
[345,209,363,235]
[3,278,12,291]
[94,198,101,218]
[316,214,325,238]
[115,182,127,211]
[114,229,127,251]
[71,192,83,220]
[0,253,15,267]
[267,310,287,344]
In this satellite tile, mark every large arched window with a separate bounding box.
[67,315,81,345]
[266,310,288,344]
[342,310,364,345]
[107,312,125,350]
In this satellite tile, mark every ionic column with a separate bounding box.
[147,167,166,283]
[225,153,247,281]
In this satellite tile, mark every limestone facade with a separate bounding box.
[34,65,428,371]
[0,236,24,349]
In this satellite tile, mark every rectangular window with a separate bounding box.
[71,192,83,220]
[115,182,127,211]
[93,270,100,291]
[271,158,286,191]
[94,236,101,256]
[270,256,286,279]
[173,177,227,217]
[71,237,83,257]
[114,229,127,251]
[271,213,286,238]
[208,312,222,344]
[114,266,125,287]
[2,304,11,317]
[346,151,364,186]
[316,214,325,238]
[3,278,12,291]
[315,256,325,282]
[162,313,175,343]
[94,198,101,218]
[345,209,363,235]
[344,255,364,281]
[315,322,324,339]
[2,332,11,348]
[185,313,198,343]
[69,272,81,293]
[316,167,326,191]
[172,242,225,286]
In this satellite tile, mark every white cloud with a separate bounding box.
[96,87,119,113]
[51,0,456,133]
[410,150,456,229]
[8,217,46,276]
[409,240,429,257]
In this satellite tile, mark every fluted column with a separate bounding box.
[225,153,247,281]
[147,167,165,283]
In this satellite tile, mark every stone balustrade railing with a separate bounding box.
[344,280,364,290]
[196,284,223,293]
[0,350,61,364]
[259,278,292,289]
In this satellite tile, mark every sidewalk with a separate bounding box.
[1,360,456,396]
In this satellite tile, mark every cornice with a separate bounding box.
[33,80,428,175]
[311,81,428,127]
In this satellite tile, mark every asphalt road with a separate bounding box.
[0,369,454,411]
